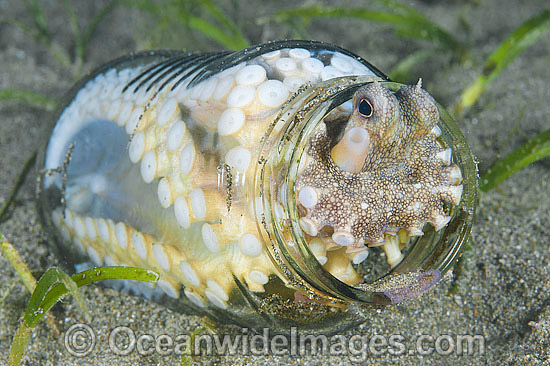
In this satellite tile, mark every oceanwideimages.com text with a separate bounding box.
[64,323,485,361]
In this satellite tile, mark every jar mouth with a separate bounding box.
[256,76,477,306]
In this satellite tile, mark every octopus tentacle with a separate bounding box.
[44,44,388,305]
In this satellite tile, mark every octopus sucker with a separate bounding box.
[39,41,469,320]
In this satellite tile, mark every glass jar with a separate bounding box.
[37,41,477,334]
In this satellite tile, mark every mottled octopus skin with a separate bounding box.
[296,81,463,251]
[40,41,461,310]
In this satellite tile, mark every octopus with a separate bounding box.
[38,40,464,312]
[296,80,463,268]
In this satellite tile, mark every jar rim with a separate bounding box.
[256,76,478,306]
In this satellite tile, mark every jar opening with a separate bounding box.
[256,76,477,306]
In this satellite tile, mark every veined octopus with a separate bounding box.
[37,41,470,322]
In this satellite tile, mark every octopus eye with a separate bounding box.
[358,99,373,118]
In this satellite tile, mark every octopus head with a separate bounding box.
[296,80,462,263]
[394,79,440,141]
[332,80,440,173]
